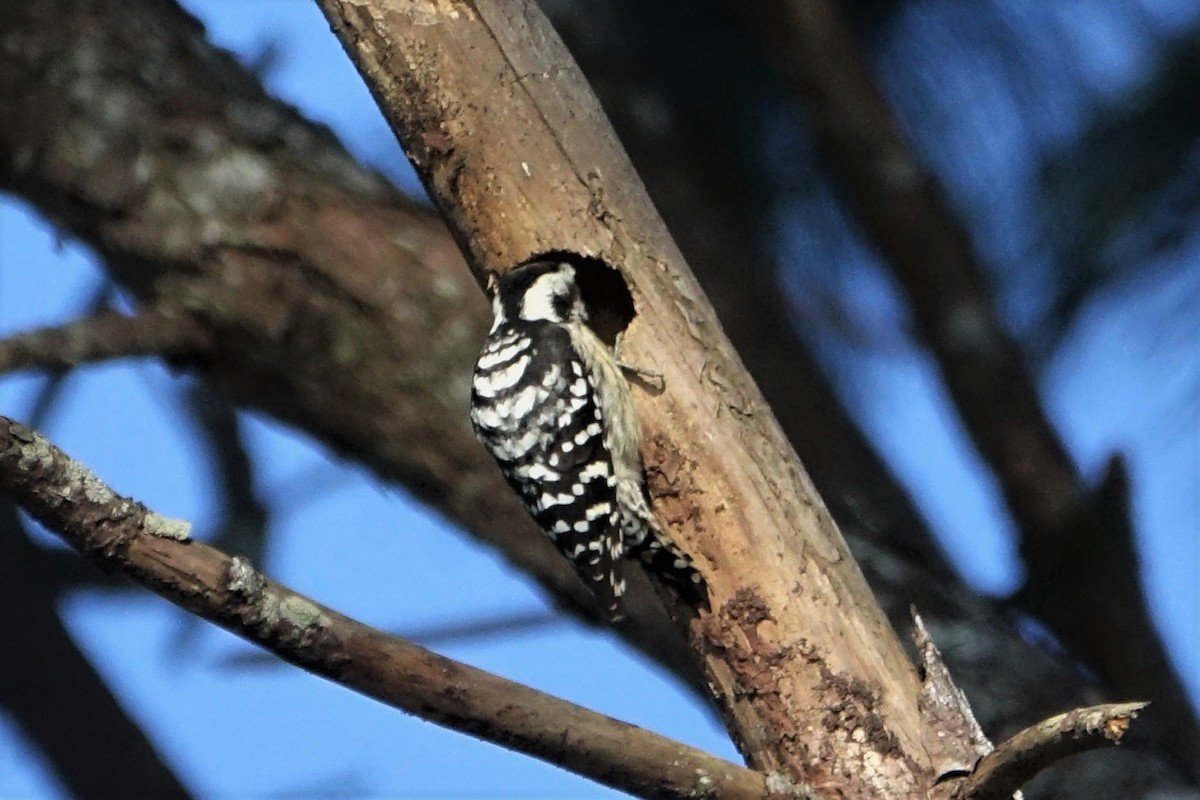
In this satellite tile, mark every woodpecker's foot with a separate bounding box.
[615,331,664,386]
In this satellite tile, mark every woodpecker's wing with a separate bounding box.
[567,322,708,605]
[471,322,627,620]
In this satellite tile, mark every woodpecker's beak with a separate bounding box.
[484,271,498,298]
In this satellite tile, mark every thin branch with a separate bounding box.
[21,283,117,424]
[219,609,564,669]
[0,308,210,375]
[0,415,770,800]
[957,703,1149,800]
[743,0,1198,775]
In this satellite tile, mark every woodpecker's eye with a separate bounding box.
[552,291,572,320]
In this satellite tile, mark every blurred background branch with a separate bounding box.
[735,0,1195,773]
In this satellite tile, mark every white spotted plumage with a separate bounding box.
[469,260,705,621]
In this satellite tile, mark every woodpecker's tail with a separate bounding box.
[572,536,627,621]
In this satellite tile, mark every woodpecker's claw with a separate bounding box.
[615,331,664,385]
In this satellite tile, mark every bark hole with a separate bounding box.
[526,251,634,347]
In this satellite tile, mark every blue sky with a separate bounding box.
[0,2,1196,797]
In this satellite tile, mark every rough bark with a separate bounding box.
[543,0,1082,742]
[314,0,944,793]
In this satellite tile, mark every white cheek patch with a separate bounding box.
[519,268,577,321]
[489,294,505,332]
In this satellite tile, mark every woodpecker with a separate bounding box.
[469,260,704,620]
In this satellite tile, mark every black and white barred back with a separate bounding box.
[469,261,704,621]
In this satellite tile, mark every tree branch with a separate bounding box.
[315,0,943,791]
[742,0,1197,775]
[0,415,771,800]
[0,308,210,375]
[957,702,1149,800]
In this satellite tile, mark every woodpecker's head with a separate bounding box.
[490,261,587,328]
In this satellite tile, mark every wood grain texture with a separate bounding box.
[316,0,941,792]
